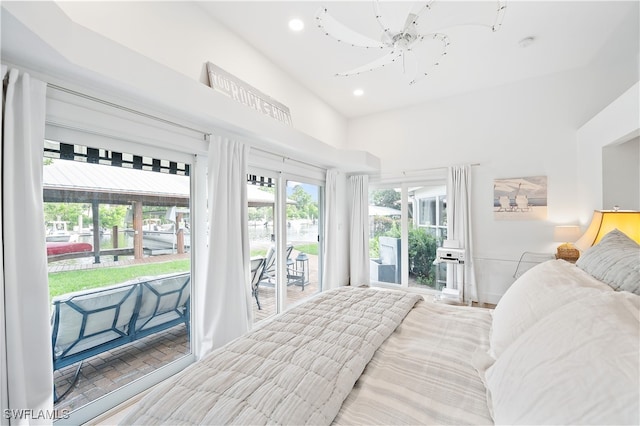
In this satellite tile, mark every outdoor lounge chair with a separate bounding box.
[258,244,293,285]
[51,272,190,402]
[250,257,266,310]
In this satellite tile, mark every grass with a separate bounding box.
[48,243,318,298]
[250,248,268,257]
[48,259,191,299]
[250,244,318,258]
[294,244,318,256]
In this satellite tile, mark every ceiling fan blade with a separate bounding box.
[316,7,386,49]
[421,0,507,33]
[492,0,508,32]
[408,33,449,85]
[373,0,393,45]
[336,50,403,77]
[406,0,436,30]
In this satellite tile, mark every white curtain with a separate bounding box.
[348,175,370,286]
[447,165,478,302]
[322,169,340,289]
[196,136,250,359]
[1,67,53,422]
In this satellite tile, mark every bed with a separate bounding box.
[121,229,639,425]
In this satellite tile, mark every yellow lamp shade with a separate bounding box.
[575,210,640,251]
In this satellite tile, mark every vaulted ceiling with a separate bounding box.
[198,1,639,118]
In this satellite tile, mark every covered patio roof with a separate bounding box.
[43,159,281,207]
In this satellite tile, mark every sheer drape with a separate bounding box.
[447,165,477,302]
[348,175,369,286]
[196,136,251,359]
[322,169,340,289]
[1,67,53,423]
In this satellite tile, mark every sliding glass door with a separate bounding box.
[248,171,323,319]
[44,140,193,414]
[369,182,447,290]
[285,179,322,309]
[247,173,278,322]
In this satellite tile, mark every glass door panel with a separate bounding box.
[407,186,446,290]
[369,184,447,289]
[247,175,278,322]
[45,140,192,413]
[369,187,402,285]
[285,180,321,309]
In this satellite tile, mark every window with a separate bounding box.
[369,182,447,291]
[416,194,447,238]
[45,140,193,415]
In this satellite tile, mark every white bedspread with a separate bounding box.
[334,300,494,425]
[121,287,422,425]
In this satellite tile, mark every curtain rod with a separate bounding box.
[48,83,327,174]
[372,163,480,177]
[48,83,210,139]
[47,83,326,171]
[250,146,327,173]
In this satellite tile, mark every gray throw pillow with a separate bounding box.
[576,229,640,294]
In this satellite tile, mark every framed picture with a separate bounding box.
[494,176,547,220]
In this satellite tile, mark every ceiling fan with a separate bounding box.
[316,0,507,85]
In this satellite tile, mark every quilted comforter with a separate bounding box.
[121,287,422,425]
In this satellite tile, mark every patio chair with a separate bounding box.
[258,244,293,285]
[250,257,266,310]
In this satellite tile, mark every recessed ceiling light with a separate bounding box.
[288,18,304,32]
[353,89,364,97]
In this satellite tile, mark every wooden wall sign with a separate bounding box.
[206,62,292,126]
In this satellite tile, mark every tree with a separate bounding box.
[99,205,127,228]
[371,189,400,209]
[288,185,317,220]
[44,202,88,225]
[407,227,438,284]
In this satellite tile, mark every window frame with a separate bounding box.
[368,173,447,296]
[248,165,325,316]
[44,128,202,425]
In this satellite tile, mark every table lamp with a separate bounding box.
[553,225,581,262]
[574,210,640,251]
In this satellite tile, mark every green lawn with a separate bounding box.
[294,243,318,256]
[251,244,318,258]
[48,259,191,299]
[49,243,318,299]
[250,248,268,257]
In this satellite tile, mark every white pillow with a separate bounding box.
[489,259,612,358]
[486,291,640,425]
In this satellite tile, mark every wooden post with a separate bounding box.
[176,212,184,254]
[133,201,144,259]
[92,200,101,264]
[112,225,119,261]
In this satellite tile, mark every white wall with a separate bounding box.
[603,137,640,211]
[347,62,638,303]
[54,1,348,149]
[577,82,640,222]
